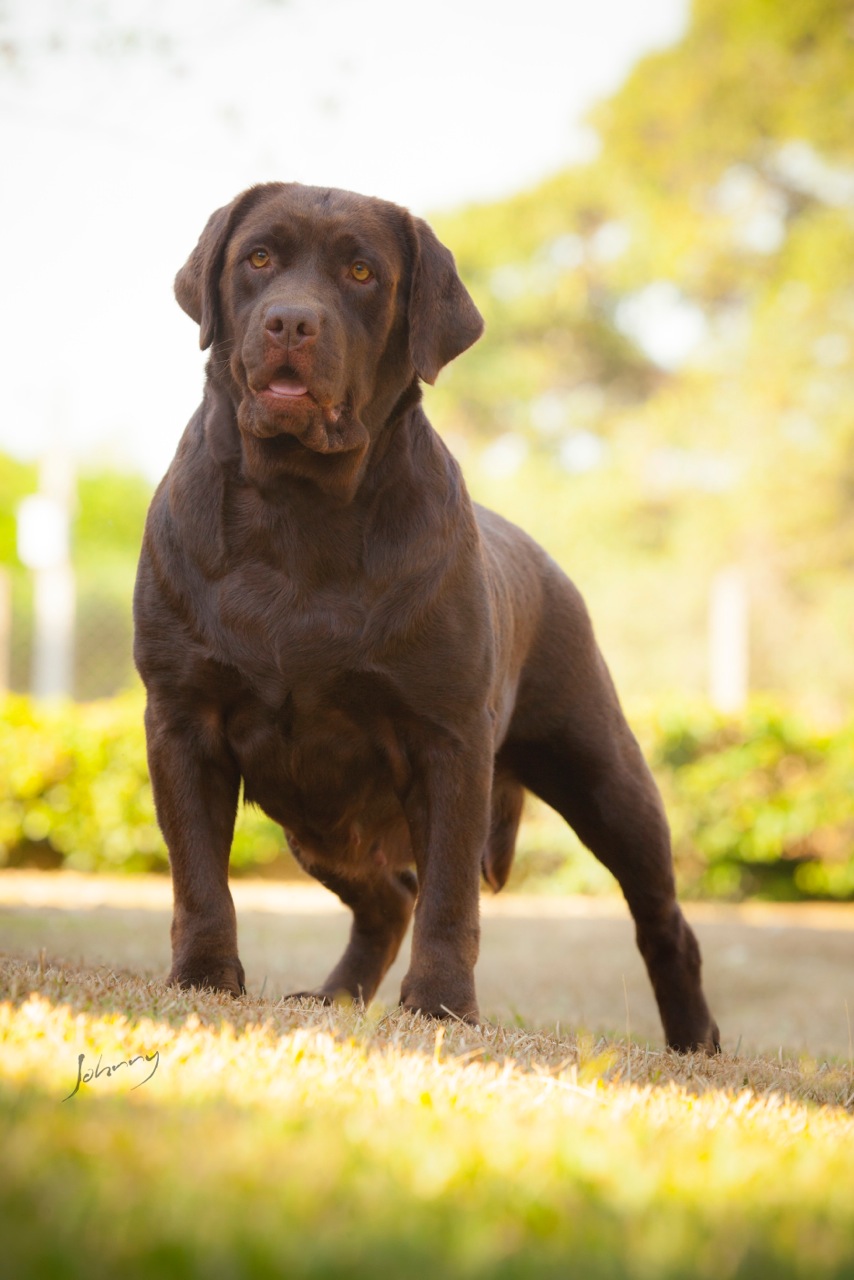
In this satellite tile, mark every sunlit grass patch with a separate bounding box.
[2,956,854,1279]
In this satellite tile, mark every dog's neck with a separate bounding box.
[202,376,427,506]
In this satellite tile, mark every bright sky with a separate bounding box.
[0,0,687,481]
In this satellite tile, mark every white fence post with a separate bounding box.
[17,452,77,700]
[709,566,749,713]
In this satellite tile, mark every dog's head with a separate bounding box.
[175,183,483,476]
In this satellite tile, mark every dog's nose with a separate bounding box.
[264,304,320,349]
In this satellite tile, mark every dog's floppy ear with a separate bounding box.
[174,186,274,350]
[407,217,484,385]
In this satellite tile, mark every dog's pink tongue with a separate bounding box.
[268,376,308,397]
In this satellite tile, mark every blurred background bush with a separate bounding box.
[1,0,852,898]
[1,693,852,902]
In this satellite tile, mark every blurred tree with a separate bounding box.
[429,0,854,714]
[74,471,152,566]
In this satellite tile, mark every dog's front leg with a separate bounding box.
[144,696,244,996]
[400,727,492,1023]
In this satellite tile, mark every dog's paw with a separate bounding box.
[168,956,246,997]
[400,1000,481,1026]
[284,989,335,1006]
[666,1017,722,1056]
[399,976,480,1025]
[704,1019,723,1055]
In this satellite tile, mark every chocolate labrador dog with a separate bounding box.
[134,181,719,1052]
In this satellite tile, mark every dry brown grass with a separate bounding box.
[3,933,854,1280]
[2,948,852,1114]
[1,870,852,1058]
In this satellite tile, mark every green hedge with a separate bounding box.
[640,701,854,901]
[1,694,852,900]
[0,695,288,876]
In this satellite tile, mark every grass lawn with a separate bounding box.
[1,875,854,1277]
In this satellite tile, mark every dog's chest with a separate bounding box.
[215,563,365,675]
[224,682,411,867]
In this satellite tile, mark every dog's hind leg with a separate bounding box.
[501,715,720,1054]
[290,866,417,1006]
[482,767,525,892]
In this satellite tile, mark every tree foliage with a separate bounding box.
[429,0,854,712]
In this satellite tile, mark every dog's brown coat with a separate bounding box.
[134,182,719,1050]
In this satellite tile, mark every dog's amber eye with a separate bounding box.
[350,261,372,282]
[249,248,270,269]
